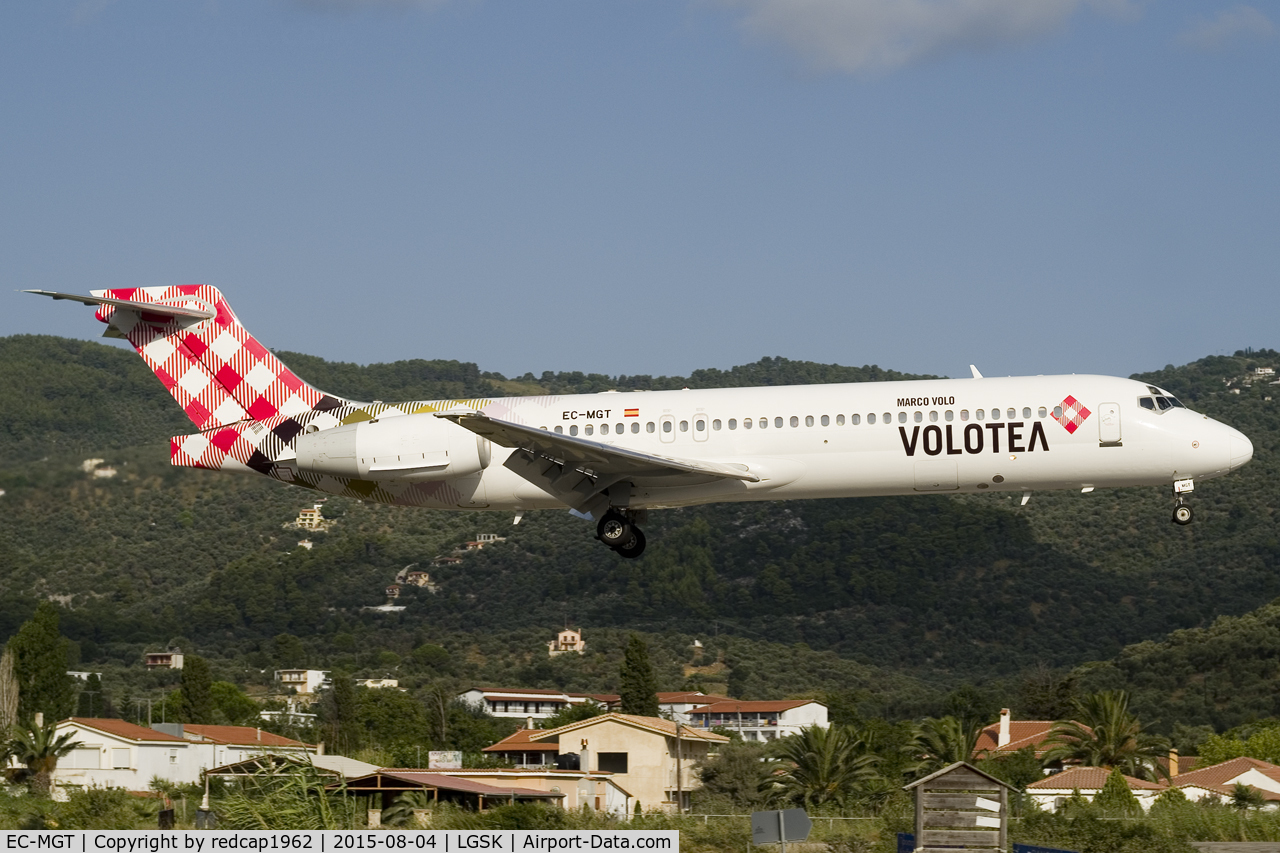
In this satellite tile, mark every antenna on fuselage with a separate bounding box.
[970,365,983,379]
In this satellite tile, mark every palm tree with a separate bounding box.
[9,720,83,798]
[767,724,880,810]
[919,715,985,772]
[1041,690,1169,781]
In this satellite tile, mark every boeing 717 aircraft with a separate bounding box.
[29,286,1253,558]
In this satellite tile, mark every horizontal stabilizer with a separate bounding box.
[23,289,216,320]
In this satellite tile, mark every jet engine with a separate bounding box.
[294,412,491,482]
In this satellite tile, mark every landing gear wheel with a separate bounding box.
[614,528,646,559]
[1172,503,1193,525]
[597,511,632,547]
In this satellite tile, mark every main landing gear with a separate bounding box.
[597,510,647,559]
[1171,478,1195,526]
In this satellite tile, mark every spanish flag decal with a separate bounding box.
[624,408,639,417]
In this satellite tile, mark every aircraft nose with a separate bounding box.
[1231,429,1254,470]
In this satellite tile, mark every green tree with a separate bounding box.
[1092,767,1143,817]
[8,602,75,723]
[10,719,83,797]
[1042,690,1169,781]
[919,715,983,772]
[1229,782,1266,812]
[211,682,260,725]
[76,672,105,718]
[180,656,214,724]
[320,672,361,755]
[693,738,772,812]
[618,635,659,717]
[767,724,880,810]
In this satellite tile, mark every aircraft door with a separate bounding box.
[1098,402,1122,446]
[659,415,676,444]
[693,414,709,442]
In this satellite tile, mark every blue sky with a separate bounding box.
[2,1,1276,381]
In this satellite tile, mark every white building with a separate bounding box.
[275,669,330,694]
[458,687,617,721]
[1027,766,1166,811]
[657,691,729,724]
[357,678,401,689]
[1170,757,1280,807]
[52,718,317,791]
[686,699,829,742]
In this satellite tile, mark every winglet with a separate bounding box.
[970,364,983,379]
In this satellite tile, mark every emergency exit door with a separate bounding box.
[1098,402,1122,446]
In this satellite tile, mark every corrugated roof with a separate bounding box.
[63,718,186,743]
[1027,767,1165,791]
[372,771,563,798]
[686,700,817,714]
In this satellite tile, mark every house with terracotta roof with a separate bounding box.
[483,728,563,768]
[974,708,1065,759]
[524,713,729,812]
[53,718,201,788]
[1170,757,1280,806]
[686,699,828,742]
[657,692,730,724]
[1026,766,1167,812]
[458,687,618,721]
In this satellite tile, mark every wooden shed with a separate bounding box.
[902,761,1012,851]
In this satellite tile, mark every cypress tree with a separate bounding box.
[8,602,75,723]
[619,634,660,717]
[180,656,215,724]
[0,648,18,731]
[76,672,105,718]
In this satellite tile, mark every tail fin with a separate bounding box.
[86,285,345,430]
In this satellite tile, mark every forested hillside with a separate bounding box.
[1,335,1278,727]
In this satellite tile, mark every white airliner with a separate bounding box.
[29,286,1253,558]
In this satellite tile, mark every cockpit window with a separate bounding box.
[1139,397,1156,411]
[1139,394,1186,412]
[1147,385,1161,395]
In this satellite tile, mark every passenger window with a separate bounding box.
[775,417,784,428]
[744,418,753,429]
[820,415,828,426]
[616,423,623,433]
[662,421,672,433]
[728,418,736,430]
[899,412,908,424]
[806,415,815,427]
[712,419,721,430]
[631,423,640,434]
[960,410,969,421]
[975,409,984,421]
[867,413,876,424]
[883,412,891,424]
[1038,407,1047,418]
[1007,408,1015,420]
[554,425,564,434]
[646,422,655,433]
[839,414,848,425]
[570,425,578,436]
[929,411,938,423]
[760,418,768,429]
[1053,406,1063,418]
[913,411,923,423]
[991,409,1001,420]
[680,420,689,432]
[790,416,799,428]
[1022,407,1031,419]
[945,410,954,422]
[585,425,593,435]
[695,419,705,431]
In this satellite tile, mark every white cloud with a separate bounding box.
[1177,5,1273,51]
[715,0,1138,75]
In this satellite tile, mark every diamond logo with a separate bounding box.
[1056,395,1091,434]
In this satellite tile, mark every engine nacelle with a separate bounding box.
[294,412,490,482]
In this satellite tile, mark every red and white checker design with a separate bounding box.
[1055,395,1091,434]
[94,285,327,427]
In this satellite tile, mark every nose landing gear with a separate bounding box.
[1171,478,1195,525]
[596,509,647,559]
